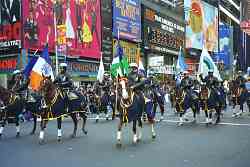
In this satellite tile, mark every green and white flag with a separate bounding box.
[110,41,129,78]
[198,47,222,81]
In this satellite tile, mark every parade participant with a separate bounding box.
[180,71,193,91]
[199,69,218,89]
[54,63,73,91]
[128,63,146,95]
[96,72,113,121]
[235,71,246,88]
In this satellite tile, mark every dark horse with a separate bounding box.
[38,77,88,144]
[0,85,27,138]
[175,87,199,126]
[229,80,247,117]
[200,84,223,125]
[116,78,156,147]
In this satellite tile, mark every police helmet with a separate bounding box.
[129,63,138,68]
[13,70,21,75]
[59,63,67,68]
[183,71,189,74]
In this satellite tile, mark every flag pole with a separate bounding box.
[53,4,59,75]
[115,27,120,115]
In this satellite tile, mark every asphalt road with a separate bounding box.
[1,106,250,167]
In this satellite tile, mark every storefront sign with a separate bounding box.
[0,57,17,72]
[65,60,99,77]
[113,0,141,42]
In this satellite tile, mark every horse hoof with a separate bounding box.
[95,119,99,123]
[58,137,62,142]
[30,132,35,135]
[16,133,20,138]
[177,122,183,126]
[82,129,88,135]
[152,134,156,139]
[71,134,76,138]
[0,134,2,140]
[137,138,141,143]
[116,142,122,148]
[39,139,45,145]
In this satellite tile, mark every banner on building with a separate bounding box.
[113,0,141,42]
[22,0,101,58]
[0,0,21,50]
[184,0,218,52]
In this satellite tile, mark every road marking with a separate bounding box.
[158,119,250,127]
[86,117,250,127]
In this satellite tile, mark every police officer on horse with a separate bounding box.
[96,72,113,121]
[54,63,73,91]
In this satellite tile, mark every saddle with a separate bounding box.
[67,91,79,100]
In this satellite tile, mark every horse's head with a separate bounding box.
[40,76,54,95]
[119,77,129,100]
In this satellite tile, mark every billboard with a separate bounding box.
[184,0,218,52]
[0,0,21,50]
[23,0,101,58]
[143,7,184,53]
[113,0,141,42]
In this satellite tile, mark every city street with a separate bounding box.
[1,106,250,167]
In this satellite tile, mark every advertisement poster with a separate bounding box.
[102,0,113,66]
[184,0,218,52]
[0,0,21,50]
[214,24,232,69]
[113,0,141,42]
[23,0,101,58]
[113,39,139,63]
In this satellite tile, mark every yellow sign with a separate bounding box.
[113,39,140,63]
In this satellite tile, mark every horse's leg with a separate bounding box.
[209,110,213,124]
[137,118,143,142]
[70,113,77,138]
[215,106,221,124]
[178,112,184,126]
[149,119,156,139]
[111,103,116,120]
[204,109,209,123]
[0,120,6,139]
[79,112,88,135]
[159,103,164,121]
[95,104,100,123]
[15,116,20,138]
[116,119,123,147]
[57,117,62,142]
[39,119,47,145]
[232,98,237,117]
[132,120,137,144]
[30,114,37,135]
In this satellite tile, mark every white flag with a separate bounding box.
[97,56,105,82]
[198,47,222,81]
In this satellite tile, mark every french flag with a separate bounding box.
[24,46,54,91]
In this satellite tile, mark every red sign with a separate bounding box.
[0,58,17,71]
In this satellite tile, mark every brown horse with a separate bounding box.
[229,80,245,117]
[116,78,156,147]
[0,85,35,138]
[38,77,88,144]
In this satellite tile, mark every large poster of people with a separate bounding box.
[113,0,141,42]
[22,0,101,58]
[184,0,218,52]
[0,0,21,50]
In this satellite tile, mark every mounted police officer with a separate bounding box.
[180,71,193,92]
[127,63,146,119]
[235,71,246,88]
[54,63,73,91]
[96,72,113,121]
[199,69,218,89]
